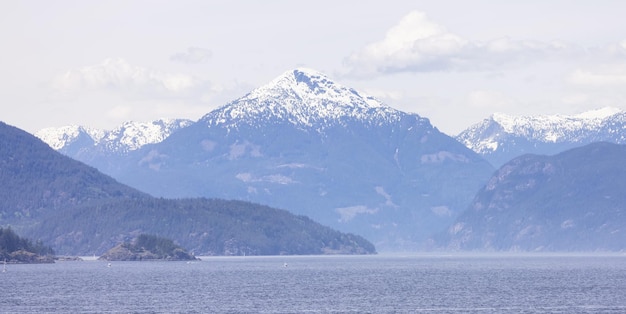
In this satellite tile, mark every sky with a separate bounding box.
[2,0,626,136]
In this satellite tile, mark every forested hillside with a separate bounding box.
[0,227,54,263]
[31,197,375,255]
[0,121,375,255]
[439,142,626,251]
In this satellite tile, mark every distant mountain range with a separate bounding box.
[437,142,626,251]
[35,68,626,252]
[456,108,626,167]
[39,107,626,173]
[35,118,193,161]
[1,121,375,255]
[35,68,495,250]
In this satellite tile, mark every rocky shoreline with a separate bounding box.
[4,250,54,264]
[98,235,199,261]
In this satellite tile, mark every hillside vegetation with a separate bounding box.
[0,227,54,263]
[99,234,198,261]
[439,142,626,251]
[0,121,375,256]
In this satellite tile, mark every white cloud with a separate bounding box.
[344,10,578,76]
[345,11,466,75]
[362,88,404,102]
[562,63,626,113]
[106,105,132,120]
[593,40,626,58]
[39,57,247,133]
[568,64,626,87]
[52,58,202,97]
[170,47,213,64]
[561,93,590,105]
[467,90,513,109]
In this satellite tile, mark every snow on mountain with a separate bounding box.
[95,68,494,250]
[35,118,193,154]
[100,119,194,152]
[456,107,626,166]
[201,68,407,130]
[492,107,620,140]
[35,125,103,150]
[30,68,496,250]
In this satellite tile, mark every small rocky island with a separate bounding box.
[99,234,199,261]
[0,227,55,264]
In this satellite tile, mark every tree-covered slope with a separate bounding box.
[0,121,375,255]
[32,197,375,255]
[101,69,494,251]
[99,234,198,261]
[439,142,626,251]
[0,227,54,263]
[0,122,147,220]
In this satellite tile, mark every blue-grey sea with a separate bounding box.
[2,254,626,313]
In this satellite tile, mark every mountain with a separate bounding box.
[438,142,626,251]
[90,68,495,250]
[1,122,148,215]
[35,118,193,163]
[456,108,626,167]
[0,121,375,255]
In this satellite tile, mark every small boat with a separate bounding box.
[2,259,6,273]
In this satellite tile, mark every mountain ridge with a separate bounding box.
[80,68,495,250]
[438,141,626,251]
[201,68,409,131]
[457,107,626,166]
[35,118,193,155]
[1,120,375,255]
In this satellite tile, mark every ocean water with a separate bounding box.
[2,254,626,313]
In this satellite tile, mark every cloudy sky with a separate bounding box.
[3,1,626,135]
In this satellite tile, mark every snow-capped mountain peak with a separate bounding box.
[102,119,193,151]
[35,125,104,150]
[488,108,622,139]
[35,118,193,153]
[251,68,383,108]
[201,68,406,129]
[457,107,626,166]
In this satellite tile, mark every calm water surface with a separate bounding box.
[2,254,626,313]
